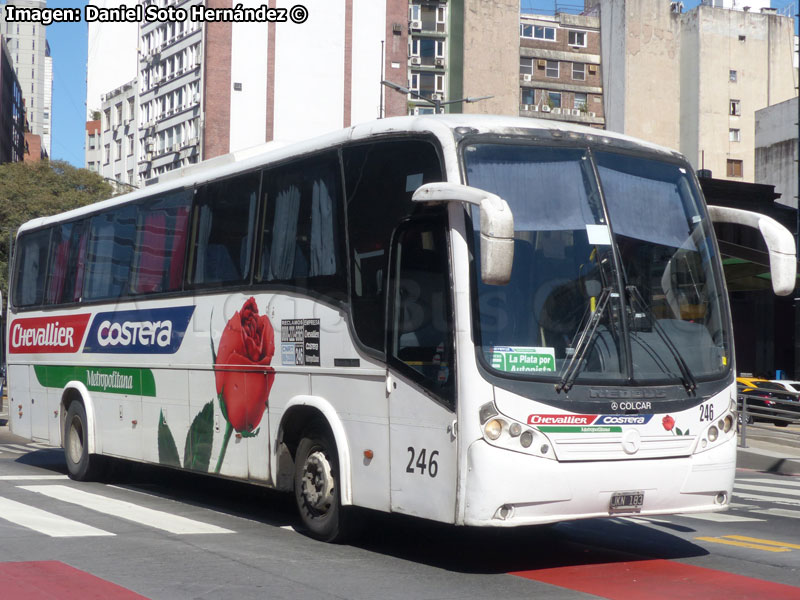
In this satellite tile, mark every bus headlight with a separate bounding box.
[707,426,718,442]
[484,419,505,440]
[509,422,522,437]
[520,430,534,448]
[722,415,733,433]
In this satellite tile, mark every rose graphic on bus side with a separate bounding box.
[211,297,276,473]
[214,297,276,433]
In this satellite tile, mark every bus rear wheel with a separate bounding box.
[294,429,353,543]
[64,402,105,481]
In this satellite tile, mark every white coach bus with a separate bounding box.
[7,115,795,541]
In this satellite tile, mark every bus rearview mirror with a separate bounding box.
[412,183,514,285]
[707,205,797,296]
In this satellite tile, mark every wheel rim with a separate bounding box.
[301,450,334,513]
[67,416,84,465]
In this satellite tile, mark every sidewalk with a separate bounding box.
[736,425,800,476]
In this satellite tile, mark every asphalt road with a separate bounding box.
[0,423,798,600]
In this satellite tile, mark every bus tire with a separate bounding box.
[294,429,353,543]
[64,402,105,481]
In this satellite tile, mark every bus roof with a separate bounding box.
[19,114,684,234]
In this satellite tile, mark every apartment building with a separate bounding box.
[85,119,101,173]
[0,35,24,163]
[517,12,604,126]
[406,0,448,114]
[591,0,795,182]
[101,80,139,190]
[0,0,53,156]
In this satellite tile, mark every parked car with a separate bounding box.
[770,380,800,394]
[737,377,800,426]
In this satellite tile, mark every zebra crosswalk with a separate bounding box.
[0,478,235,539]
[0,442,57,455]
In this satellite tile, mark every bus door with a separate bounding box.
[387,217,458,522]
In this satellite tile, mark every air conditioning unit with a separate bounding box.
[572,109,581,116]
[552,107,561,114]
[537,59,546,68]
[588,111,596,117]
[435,58,445,67]
[521,104,530,111]
[541,105,551,112]
[431,93,442,100]
[410,56,421,65]
[193,93,200,103]
[589,65,598,74]
[523,74,532,81]
[410,19,422,30]
[531,105,538,111]
[146,141,154,151]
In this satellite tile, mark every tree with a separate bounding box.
[0,160,113,296]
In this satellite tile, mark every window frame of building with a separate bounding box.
[729,128,741,142]
[574,92,587,110]
[104,144,111,164]
[521,88,535,105]
[546,91,562,108]
[729,70,737,82]
[572,62,585,81]
[545,60,559,78]
[520,57,534,76]
[568,30,587,47]
[726,159,743,178]
[729,99,741,116]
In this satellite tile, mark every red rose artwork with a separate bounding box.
[662,415,675,432]
[212,297,275,472]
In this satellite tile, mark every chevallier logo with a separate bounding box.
[527,414,596,426]
[9,314,91,354]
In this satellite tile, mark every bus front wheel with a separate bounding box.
[294,429,353,543]
[64,402,104,481]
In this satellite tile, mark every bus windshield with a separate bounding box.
[464,142,729,387]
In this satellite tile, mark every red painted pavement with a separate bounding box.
[512,558,800,599]
[0,561,150,600]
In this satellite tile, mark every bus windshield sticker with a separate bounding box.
[281,319,320,366]
[586,223,611,246]
[491,346,555,373]
[405,172,423,192]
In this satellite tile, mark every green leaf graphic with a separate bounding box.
[158,410,180,467]
[675,427,684,436]
[184,401,214,472]
[210,308,217,364]
[240,428,260,438]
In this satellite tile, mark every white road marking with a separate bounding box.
[761,508,800,519]
[27,442,57,449]
[677,512,764,522]
[0,475,69,481]
[739,478,800,489]
[732,491,800,507]
[18,485,234,535]
[4,444,38,452]
[734,483,800,498]
[0,496,114,538]
[0,446,25,455]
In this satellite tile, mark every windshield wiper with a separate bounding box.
[627,285,697,394]
[556,287,612,394]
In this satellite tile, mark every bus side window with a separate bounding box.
[342,139,443,356]
[257,152,346,300]
[13,228,52,307]
[189,172,259,287]
[388,217,454,406]
[84,204,138,301]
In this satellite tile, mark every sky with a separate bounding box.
[39,0,800,169]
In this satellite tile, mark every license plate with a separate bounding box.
[609,491,645,513]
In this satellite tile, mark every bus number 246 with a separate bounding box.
[406,447,439,478]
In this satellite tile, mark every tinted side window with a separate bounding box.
[130,190,191,294]
[84,204,138,301]
[45,221,87,305]
[343,139,443,354]
[189,172,259,287]
[258,153,345,299]
[13,228,51,307]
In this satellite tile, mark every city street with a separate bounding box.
[0,420,799,599]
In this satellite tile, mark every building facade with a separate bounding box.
[0,35,24,163]
[101,80,139,190]
[755,97,798,210]
[85,118,101,173]
[0,0,53,156]
[591,0,796,182]
[515,11,604,126]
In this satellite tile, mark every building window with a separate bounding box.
[520,57,534,76]
[729,70,737,82]
[572,63,585,81]
[726,159,743,178]
[574,92,587,110]
[104,144,110,164]
[103,109,111,131]
[546,91,562,108]
[729,128,740,142]
[729,99,741,116]
[128,135,134,155]
[568,30,586,47]
[520,23,556,41]
[115,139,122,160]
[88,134,97,150]
[521,88,535,105]
[545,60,559,78]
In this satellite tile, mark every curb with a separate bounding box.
[736,447,800,476]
